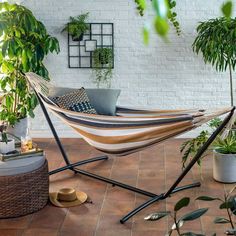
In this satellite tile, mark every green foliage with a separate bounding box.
[145,197,208,236]
[222,1,233,18]
[196,185,236,233]
[192,17,236,73]
[213,133,236,154]
[92,48,113,88]
[180,118,223,168]
[180,130,209,168]
[0,2,60,125]
[192,16,236,105]
[135,0,180,42]
[62,13,89,40]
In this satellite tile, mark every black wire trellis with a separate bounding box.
[68,23,114,69]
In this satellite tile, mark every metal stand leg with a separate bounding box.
[120,107,235,223]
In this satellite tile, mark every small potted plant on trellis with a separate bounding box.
[62,13,89,41]
[92,47,113,88]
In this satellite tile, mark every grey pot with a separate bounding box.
[7,117,29,138]
[213,150,236,183]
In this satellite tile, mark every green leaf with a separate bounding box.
[221,1,232,18]
[154,16,169,36]
[214,216,230,224]
[196,196,221,201]
[143,26,149,45]
[219,201,234,209]
[144,211,170,221]
[2,40,9,57]
[174,197,190,211]
[180,208,208,222]
[28,109,34,118]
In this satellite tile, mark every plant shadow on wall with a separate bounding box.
[0,2,60,128]
[92,47,113,88]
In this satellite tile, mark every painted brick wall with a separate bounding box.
[20,0,234,137]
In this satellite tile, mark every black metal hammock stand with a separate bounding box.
[25,72,235,224]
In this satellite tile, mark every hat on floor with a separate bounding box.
[49,188,87,207]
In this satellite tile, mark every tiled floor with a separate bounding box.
[0,138,234,236]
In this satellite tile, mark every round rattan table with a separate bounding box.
[0,160,49,218]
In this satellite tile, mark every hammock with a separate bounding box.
[25,72,235,224]
[26,72,232,156]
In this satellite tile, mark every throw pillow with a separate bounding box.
[54,88,97,114]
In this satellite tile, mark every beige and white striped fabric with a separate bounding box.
[26,72,233,156]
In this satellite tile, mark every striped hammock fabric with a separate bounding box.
[25,72,233,156]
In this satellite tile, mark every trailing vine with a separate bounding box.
[134,0,180,39]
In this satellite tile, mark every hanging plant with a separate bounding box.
[0,2,60,126]
[62,13,89,41]
[92,48,113,88]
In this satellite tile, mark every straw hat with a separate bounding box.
[49,188,87,207]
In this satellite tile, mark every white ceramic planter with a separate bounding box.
[7,117,29,138]
[0,139,15,154]
[213,150,236,183]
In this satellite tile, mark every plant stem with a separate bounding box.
[174,212,181,236]
[229,61,234,106]
[227,207,235,229]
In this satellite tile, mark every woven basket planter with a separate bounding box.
[0,160,49,218]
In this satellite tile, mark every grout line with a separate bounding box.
[93,155,114,236]
[130,151,141,236]
[163,143,169,234]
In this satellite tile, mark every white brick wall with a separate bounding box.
[20,0,234,138]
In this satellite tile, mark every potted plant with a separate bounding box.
[62,13,89,41]
[92,47,113,88]
[180,118,236,183]
[0,123,15,154]
[192,17,236,106]
[0,2,60,136]
[212,133,236,183]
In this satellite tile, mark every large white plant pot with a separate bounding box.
[7,117,29,138]
[0,139,15,154]
[213,150,236,183]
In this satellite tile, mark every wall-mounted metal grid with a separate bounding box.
[68,23,114,69]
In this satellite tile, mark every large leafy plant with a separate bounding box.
[192,16,236,106]
[0,2,60,125]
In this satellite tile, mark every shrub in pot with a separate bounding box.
[0,2,60,134]
[0,123,15,154]
[213,133,236,183]
[62,13,89,41]
[92,47,113,88]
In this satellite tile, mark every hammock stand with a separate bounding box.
[26,72,235,224]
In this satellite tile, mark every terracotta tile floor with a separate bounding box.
[0,138,234,236]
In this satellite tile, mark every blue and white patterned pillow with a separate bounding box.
[54,88,97,114]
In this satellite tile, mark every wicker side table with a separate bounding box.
[0,160,49,218]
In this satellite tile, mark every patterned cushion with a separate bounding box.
[54,88,97,114]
